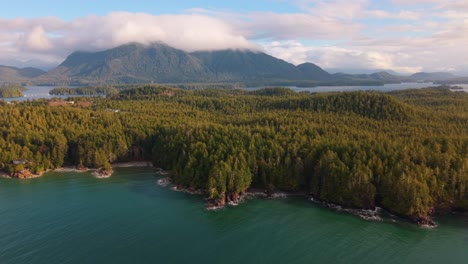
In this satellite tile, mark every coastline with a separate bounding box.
[156,176,438,227]
[2,163,438,227]
[1,161,154,179]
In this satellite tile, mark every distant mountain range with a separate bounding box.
[0,42,465,86]
[0,65,46,84]
[407,72,456,81]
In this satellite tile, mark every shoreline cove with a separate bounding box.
[156,175,437,227]
[1,167,467,263]
[1,163,441,227]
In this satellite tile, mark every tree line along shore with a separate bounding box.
[0,85,25,98]
[1,85,467,225]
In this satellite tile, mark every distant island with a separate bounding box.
[0,85,25,98]
[49,86,119,96]
[1,85,467,226]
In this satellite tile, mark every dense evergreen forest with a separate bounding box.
[1,86,467,224]
[0,85,25,98]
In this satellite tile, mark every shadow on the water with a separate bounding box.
[119,168,204,204]
[435,212,468,228]
[118,167,468,234]
[437,213,468,245]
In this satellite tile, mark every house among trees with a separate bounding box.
[12,159,27,165]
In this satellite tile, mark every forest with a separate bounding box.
[49,86,119,96]
[0,85,467,225]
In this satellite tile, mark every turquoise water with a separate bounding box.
[1,167,467,264]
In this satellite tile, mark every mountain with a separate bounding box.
[325,68,404,76]
[328,71,402,85]
[37,43,333,85]
[0,65,46,84]
[28,43,465,86]
[433,77,468,85]
[369,71,403,83]
[191,50,305,81]
[408,72,456,81]
[41,43,209,85]
[297,63,332,81]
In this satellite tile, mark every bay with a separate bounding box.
[0,167,467,264]
[4,83,465,102]
[3,86,100,102]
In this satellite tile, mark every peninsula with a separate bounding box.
[0,85,466,225]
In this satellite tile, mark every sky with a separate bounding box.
[1,0,468,74]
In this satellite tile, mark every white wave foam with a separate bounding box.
[309,197,383,221]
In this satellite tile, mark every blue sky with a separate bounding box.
[1,0,300,19]
[1,0,468,74]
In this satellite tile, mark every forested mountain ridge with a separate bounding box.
[408,72,456,81]
[33,43,416,86]
[190,49,305,80]
[1,86,467,225]
[42,43,210,85]
[38,43,332,85]
[0,65,45,84]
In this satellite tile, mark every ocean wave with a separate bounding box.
[157,177,171,187]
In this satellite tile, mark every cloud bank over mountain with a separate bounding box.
[1,0,468,74]
[0,13,256,69]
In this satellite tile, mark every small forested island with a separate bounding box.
[49,86,119,96]
[0,85,25,98]
[0,85,467,225]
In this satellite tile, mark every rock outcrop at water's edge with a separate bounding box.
[93,168,113,178]
[5,169,45,179]
[415,216,436,227]
[206,192,245,210]
[413,207,437,227]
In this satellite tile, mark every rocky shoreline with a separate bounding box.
[1,164,438,227]
[0,169,50,179]
[92,168,114,178]
[156,176,439,227]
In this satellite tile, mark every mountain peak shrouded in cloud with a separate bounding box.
[2,43,462,85]
[1,1,468,74]
[0,12,258,69]
[37,43,334,85]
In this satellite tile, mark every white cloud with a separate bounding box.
[66,12,257,52]
[240,12,362,40]
[296,0,369,19]
[1,1,468,74]
[366,10,421,20]
[17,25,52,51]
[0,12,257,68]
[263,40,422,73]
